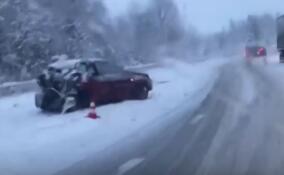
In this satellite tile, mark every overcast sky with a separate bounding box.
[104,0,284,33]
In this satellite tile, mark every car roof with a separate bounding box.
[49,59,81,69]
[49,58,107,69]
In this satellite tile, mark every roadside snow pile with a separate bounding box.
[267,54,280,64]
[0,59,224,175]
[0,80,37,97]
[0,80,35,88]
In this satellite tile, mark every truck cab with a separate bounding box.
[277,15,284,62]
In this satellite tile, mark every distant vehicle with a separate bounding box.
[277,15,284,62]
[245,46,267,58]
[244,33,268,64]
[35,59,153,113]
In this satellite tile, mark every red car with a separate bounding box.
[35,59,153,113]
[245,46,267,63]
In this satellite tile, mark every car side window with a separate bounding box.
[89,63,99,77]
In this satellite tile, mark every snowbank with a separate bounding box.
[0,59,224,175]
[0,80,37,97]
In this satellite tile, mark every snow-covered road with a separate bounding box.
[0,59,224,175]
[58,59,284,175]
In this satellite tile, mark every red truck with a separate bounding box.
[35,59,153,113]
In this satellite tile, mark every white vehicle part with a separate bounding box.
[62,96,76,114]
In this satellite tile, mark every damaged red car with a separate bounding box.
[35,59,153,113]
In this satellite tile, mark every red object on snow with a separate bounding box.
[257,47,265,55]
[87,102,99,119]
[245,46,267,59]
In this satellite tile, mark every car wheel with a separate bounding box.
[280,57,284,63]
[137,86,149,100]
[280,51,284,63]
[40,89,63,112]
[77,90,91,108]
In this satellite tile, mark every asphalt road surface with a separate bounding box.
[59,62,284,175]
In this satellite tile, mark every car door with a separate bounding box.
[94,61,132,101]
[110,73,133,100]
[84,63,112,104]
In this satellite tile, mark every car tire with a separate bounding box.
[77,90,91,108]
[280,51,284,63]
[40,89,63,112]
[280,57,284,63]
[137,86,149,100]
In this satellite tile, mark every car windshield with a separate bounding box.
[75,62,88,74]
[95,62,124,74]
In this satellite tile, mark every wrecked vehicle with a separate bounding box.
[35,59,153,113]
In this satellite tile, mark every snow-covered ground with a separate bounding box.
[267,53,280,64]
[0,59,224,175]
